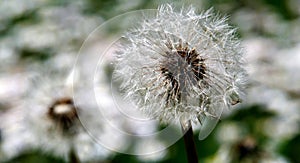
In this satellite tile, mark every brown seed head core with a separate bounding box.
[48,97,78,133]
[160,41,206,105]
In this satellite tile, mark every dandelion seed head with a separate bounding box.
[21,69,112,161]
[115,4,247,125]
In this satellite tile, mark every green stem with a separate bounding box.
[181,120,199,163]
[69,148,80,163]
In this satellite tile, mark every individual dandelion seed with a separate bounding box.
[114,4,247,163]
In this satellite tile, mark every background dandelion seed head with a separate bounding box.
[115,4,247,125]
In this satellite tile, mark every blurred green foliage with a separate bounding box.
[206,0,298,19]
[279,134,300,163]
[3,151,65,163]
[83,0,120,18]
[19,47,53,62]
[0,10,40,36]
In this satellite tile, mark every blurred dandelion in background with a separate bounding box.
[19,69,113,162]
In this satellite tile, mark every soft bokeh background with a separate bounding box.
[1,0,299,162]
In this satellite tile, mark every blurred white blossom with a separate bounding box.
[0,106,34,161]
[19,69,113,162]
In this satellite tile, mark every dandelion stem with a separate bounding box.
[69,148,80,163]
[181,120,199,163]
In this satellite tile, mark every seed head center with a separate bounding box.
[47,97,78,133]
[160,42,206,104]
[53,104,74,115]
[161,43,206,84]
